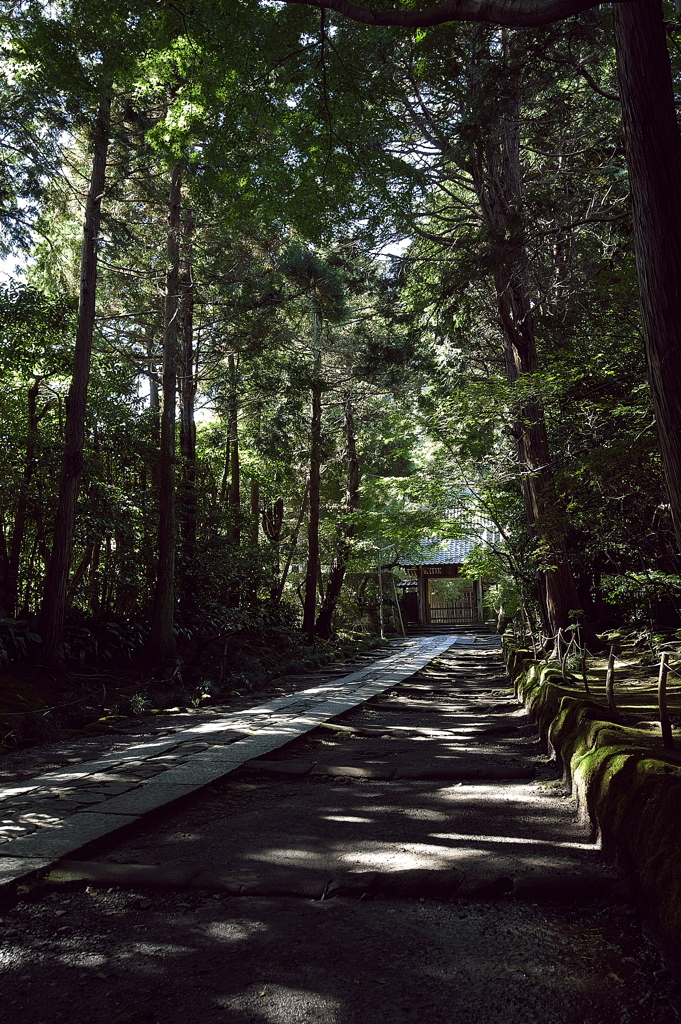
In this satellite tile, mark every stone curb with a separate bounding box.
[506,643,681,964]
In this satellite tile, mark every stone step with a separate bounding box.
[44,857,617,904]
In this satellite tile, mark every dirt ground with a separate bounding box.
[1,887,676,1024]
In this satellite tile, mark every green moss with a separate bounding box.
[508,647,681,962]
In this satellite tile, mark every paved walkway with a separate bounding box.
[69,629,608,902]
[0,633,481,888]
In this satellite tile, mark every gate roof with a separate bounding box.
[400,538,477,568]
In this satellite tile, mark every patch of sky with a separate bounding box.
[0,251,27,283]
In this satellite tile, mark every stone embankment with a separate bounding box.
[506,642,681,965]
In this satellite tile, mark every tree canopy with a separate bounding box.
[0,0,679,690]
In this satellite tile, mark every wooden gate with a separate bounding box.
[428,584,476,624]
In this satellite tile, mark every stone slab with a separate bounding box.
[310,764,395,780]
[0,855,51,887]
[95,783,201,815]
[143,762,237,787]
[161,726,247,745]
[0,812,138,859]
[45,859,199,888]
[192,747,251,763]
[215,729,311,762]
[46,860,328,899]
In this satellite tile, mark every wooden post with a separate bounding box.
[605,646,617,715]
[560,632,569,683]
[392,576,406,637]
[658,652,675,750]
[581,649,591,695]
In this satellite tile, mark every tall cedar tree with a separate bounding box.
[281,0,681,556]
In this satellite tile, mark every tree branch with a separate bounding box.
[280,0,633,29]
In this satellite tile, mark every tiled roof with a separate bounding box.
[400,537,477,567]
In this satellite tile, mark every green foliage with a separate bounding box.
[601,572,681,621]
[0,0,676,674]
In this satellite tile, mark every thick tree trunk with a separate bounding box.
[39,93,111,663]
[302,345,322,641]
[315,401,360,638]
[613,0,681,552]
[147,164,182,665]
[469,43,595,641]
[178,207,198,615]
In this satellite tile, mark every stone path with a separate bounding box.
[1,630,677,1024]
[71,630,611,902]
[0,633,479,889]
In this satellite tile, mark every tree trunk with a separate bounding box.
[263,496,285,598]
[275,486,308,602]
[88,537,101,615]
[249,406,261,549]
[227,353,241,544]
[219,437,230,504]
[302,343,322,641]
[468,40,594,640]
[250,480,260,544]
[0,523,8,618]
[315,400,360,638]
[147,164,182,665]
[0,378,45,617]
[613,0,681,552]
[178,206,198,615]
[65,544,93,612]
[39,92,111,663]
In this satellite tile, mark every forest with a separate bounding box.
[1,0,680,732]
